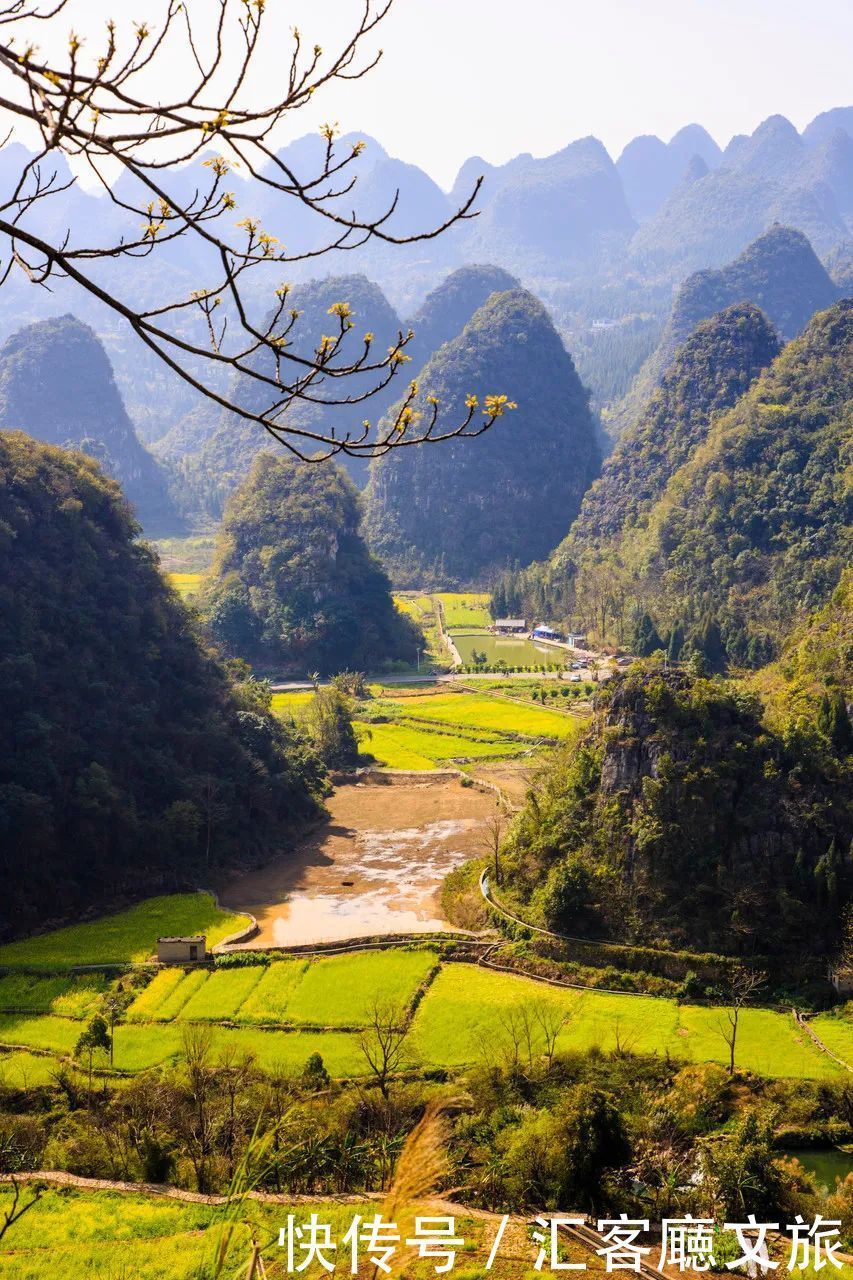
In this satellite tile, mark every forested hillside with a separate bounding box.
[566,300,852,663]
[629,114,852,277]
[364,288,600,584]
[500,667,853,957]
[204,452,420,674]
[0,315,178,534]
[406,264,520,367]
[565,304,780,549]
[0,433,325,939]
[610,226,839,437]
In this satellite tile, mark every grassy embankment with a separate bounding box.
[0,895,843,1084]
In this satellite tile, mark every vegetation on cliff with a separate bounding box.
[365,288,599,584]
[204,452,421,674]
[0,433,324,939]
[500,668,853,957]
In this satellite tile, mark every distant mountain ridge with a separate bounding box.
[609,225,841,438]
[0,104,850,458]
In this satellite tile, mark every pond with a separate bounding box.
[788,1147,853,1191]
[451,630,569,667]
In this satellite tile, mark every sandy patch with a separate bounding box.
[218,779,498,945]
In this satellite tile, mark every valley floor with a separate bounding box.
[217,776,498,946]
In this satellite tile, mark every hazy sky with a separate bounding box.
[9,0,853,189]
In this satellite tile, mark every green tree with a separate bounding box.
[503,1085,629,1210]
[75,1015,112,1099]
[632,612,664,657]
[205,453,421,675]
[307,689,360,769]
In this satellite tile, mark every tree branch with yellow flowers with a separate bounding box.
[0,0,516,462]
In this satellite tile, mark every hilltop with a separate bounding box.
[565,303,780,551]
[610,225,839,438]
[0,315,178,534]
[500,667,853,956]
[364,288,600,584]
[204,452,421,674]
[597,299,852,662]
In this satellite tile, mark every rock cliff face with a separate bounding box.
[0,314,178,533]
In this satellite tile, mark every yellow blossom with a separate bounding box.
[484,394,518,417]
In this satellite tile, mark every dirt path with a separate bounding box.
[218,777,498,947]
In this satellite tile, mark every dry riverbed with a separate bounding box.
[218,776,499,945]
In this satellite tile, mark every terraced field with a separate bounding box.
[0,893,840,1082]
[124,950,436,1028]
[353,719,530,770]
[389,690,584,739]
[271,681,587,770]
[435,592,492,628]
[167,570,205,600]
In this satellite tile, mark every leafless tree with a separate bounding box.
[495,999,569,1073]
[0,1175,43,1245]
[532,997,570,1069]
[480,805,506,887]
[716,964,766,1075]
[0,0,514,462]
[357,998,410,1098]
[611,1013,639,1058]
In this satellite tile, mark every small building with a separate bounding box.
[157,935,207,965]
[566,633,587,649]
[494,618,526,634]
[533,625,563,642]
[830,966,853,997]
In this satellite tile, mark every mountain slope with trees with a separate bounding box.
[364,288,600,584]
[0,433,325,939]
[629,114,852,278]
[610,225,839,438]
[500,668,853,958]
[0,315,178,534]
[204,452,421,674]
[406,264,520,369]
[565,304,781,550]
[564,300,852,664]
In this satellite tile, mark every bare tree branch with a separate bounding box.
[0,0,514,462]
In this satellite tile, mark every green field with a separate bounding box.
[410,966,835,1080]
[0,1186,565,1280]
[0,894,248,971]
[167,570,205,600]
[810,1011,853,1063]
[436,592,492,628]
[392,691,585,739]
[0,972,109,1017]
[271,689,315,715]
[129,951,436,1029]
[0,943,837,1082]
[0,1049,58,1087]
[355,719,529,770]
